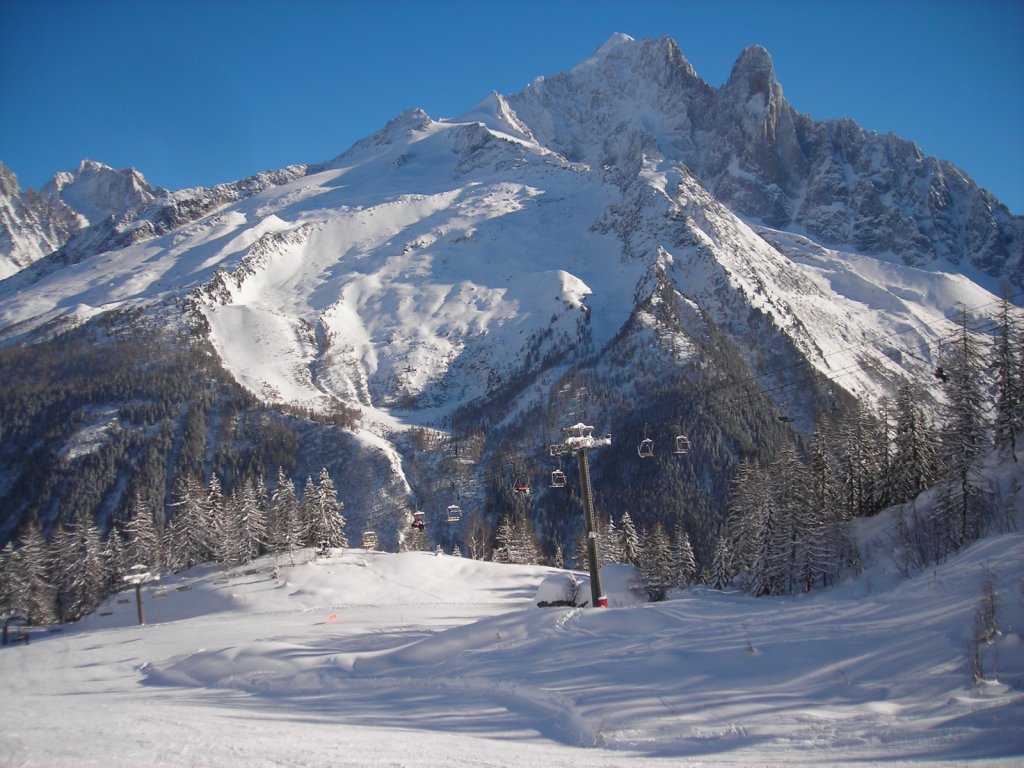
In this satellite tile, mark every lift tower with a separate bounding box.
[549,423,612,608]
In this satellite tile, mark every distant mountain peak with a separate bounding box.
[42,158,162,226]
[724,44,781,98]
[454,91,535,143]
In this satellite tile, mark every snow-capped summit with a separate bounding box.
[452,91,536,145]
[42,158,164,226]
[0,161,83,278]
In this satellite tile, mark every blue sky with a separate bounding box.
[2,0,1022,213]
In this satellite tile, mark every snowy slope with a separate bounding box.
[2,516,1021,767]
[0,96,1000,422]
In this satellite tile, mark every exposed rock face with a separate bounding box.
[41,159,163,226]
[509,35,1022,287]
[0,162,84,278]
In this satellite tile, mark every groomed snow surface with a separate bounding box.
[2,528,1022,767]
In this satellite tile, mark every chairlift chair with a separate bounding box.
[514,481,531,496]
[411,510,426,530]
[361,530,379,550]
[550,469,567,488]
[637,424,654,459]
[446,504,462,523]
[674,434,691,454]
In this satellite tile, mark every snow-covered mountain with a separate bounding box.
[0,34,1020,547]
[0,162,81,279]
[41,158,164,227]
[0,159,164,279]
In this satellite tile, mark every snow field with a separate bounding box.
[2,532,1022,767]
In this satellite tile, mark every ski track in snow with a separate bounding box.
[3,535,1023,767]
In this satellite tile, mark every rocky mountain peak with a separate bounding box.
[0,161,19,197]
[725,44,778,95]
[41,158,162,226]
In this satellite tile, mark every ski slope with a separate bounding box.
[2,519,1022,767]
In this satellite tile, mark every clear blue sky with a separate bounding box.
[2,0,1022,214]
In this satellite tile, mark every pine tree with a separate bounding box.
[620,511,641,567]
[936,308,993,549]
[890,383,940,504]
[769,442,809,594]
[492,515,514,563]
[724,459,769,576]
[304,468,347,549]
[638,523,672,601]
[231,477,268,564]
[748,496,782,596]
[669,526,696,589]
[268,468,301,555]
[553,542,565,569]
[508,512,541,565]
[124,490,163,571]
[14,524,58,625]
[102,526,129,594]
[992,294,1023,461]
[709,535,732,590]
[167,473,213,570]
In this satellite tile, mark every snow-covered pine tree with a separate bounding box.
[724,458,769,576]
[298,475,317,548]
[234,476,268,563]
[638,522,673,601]
[769,441,809,594]
[268,468,301,556]
[669,526,696,589]
[509,512,541,565]
[492,515,514,563]
[124,489,163,572]
[553,542,565,569]
[709,535,732,590]
[620,511,641,567]
[834,401,888,519]
[935,309,993,549]
[804,430,851,590]
[600,515,625,565]
[305,468,347,549]
[992,294,1023,462]
[52,522,84,622]
[208,472,242,565]
[891,383,940,504]
[0,541,16,615]
[748,495,781,597]
[102,525,129,594]
[12,524,58,625]
[167,473,213,570]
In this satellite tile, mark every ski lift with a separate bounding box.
[550,468,567,488]
[361,530,379,550]
[446,504,462,523]
[411,510,425,531]
[637,424,654,459]
[674,434,691,454]
[514,481,532,496]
